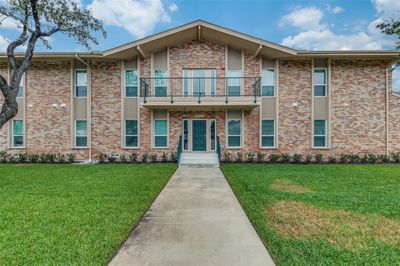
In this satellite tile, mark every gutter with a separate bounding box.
[75,54,93,163]
[386,66,390,156]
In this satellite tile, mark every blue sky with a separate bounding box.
[0,0,399,87]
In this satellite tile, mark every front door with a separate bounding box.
[192,120,207,151]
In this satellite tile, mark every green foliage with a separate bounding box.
[67,153,76,163]
[108,155,116,163]
[170,152,177,163]
[392,152,400,163]
[378,154,390,163]
[305,153,312,163]
[150,154,157,162]
[281,153,291,163]
[292,153,302,163]
[98,153,106,163]
[223,152,231,162]
[328,155,337,164]
[269,153,280,163]
[162,152,168,162]
[246,151,256,162]
[256,152,265,162]
[141,153,148,163]
[367,153,378,164]
[236,152,243,162]
[349,154,360,164]
[340,154,349,163]
[129,152,138,163]
[315,153,323,163]
[120,154,128,163]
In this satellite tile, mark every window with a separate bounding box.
[261,120,275,147]
[227,111,242,148]
[193,69,206,96]
[154,119,167,147]
[12,120,23,147]
[227,70,241,96]
[75,120,87,147]
[75,70,87,97]
[154,70,167,97]
[261,69,275,97]
[125,70,138,97]
[17,75,24,98]
[314,69,327,96]
[314,120,327,147]
[210,70,216,96]
[125,120,138,148]
[183,69,190,96]
[183,120,189,151]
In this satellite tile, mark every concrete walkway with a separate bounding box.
[109,167,275,266]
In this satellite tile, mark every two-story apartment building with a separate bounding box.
[1,20,399,161]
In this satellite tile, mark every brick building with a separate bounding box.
[1,20,399,161]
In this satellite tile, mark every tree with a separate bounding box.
[0,0,106,129]
[377,19,400,69]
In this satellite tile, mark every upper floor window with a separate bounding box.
[12,120,24,148]
[261,69,275,97]
[75,120,88,147]
[314,68,327,97]
[75,70,87,97]
[125,120,138,148]
[125,70,138,97]
[154,70,167,97]
[183,69,216,96]
[227,70,241,96]
[314,120,327,148]
[17,74,24,98]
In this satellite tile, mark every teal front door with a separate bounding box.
[192,120,207,151]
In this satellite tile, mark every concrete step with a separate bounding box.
[179,153,220,168]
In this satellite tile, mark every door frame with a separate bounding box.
[181,118,217,153]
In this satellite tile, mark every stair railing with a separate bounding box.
[217,136,221,163]
[177,135,182,166]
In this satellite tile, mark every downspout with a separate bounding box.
[385,65,389,156]
[75,54,92,162]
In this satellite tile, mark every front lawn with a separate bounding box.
[0,164,175,265]
[221,164,400,265]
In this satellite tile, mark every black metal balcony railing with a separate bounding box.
[140,77,261,104]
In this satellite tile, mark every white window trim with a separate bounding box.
[124,69,138,98]
[152,112,169,149]
[261,68,275,98]
[261,119,275,148]
[124,120,139,148]
[74,69,88,98]
[226,110,243,149]
[11,119,24,148]
[313,120,328,148]
[313,68,328,98]
[75,120,88,148]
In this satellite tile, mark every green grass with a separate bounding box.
[221,164,400,265]
[0,164,176,265]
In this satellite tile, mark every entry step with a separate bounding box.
[179,153,220,168]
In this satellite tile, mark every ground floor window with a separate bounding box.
[12,120,24,147]
[261,120,275,147]
[154,120,168,148]
[183,120,189,150]
[75,120,87,147]
[314,120,327,147]
[210,120,216,151]
[227,110,242,148]
[125,120,138,148]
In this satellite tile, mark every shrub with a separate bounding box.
[360,155,368,164]
[98,152,106,163]
[392,152,400,163]
[281,153,291,163]
[16,153,28,163]
[162,152,168,162]
[67,153,76,163]
[48,154,56,163]
[58,154,66,163]
[328,155,337,164]
[141,153,149,163]
[315,153,323,163]
[108,155,116,163]
[129,152,138,163]
[305,153,312,163]
[39,153,48,163]
[292,153,302,163]
[367,153,378,164]
[150,153,157,162]
[349,154,360,164]
[120,154,128,163]
[378,154,389,163]
[0,151,8,163]
[170,152,177,162]
[340,154,349,163]
[256,152,265,162]
[223,152,231,162]
[269,153,280,163]
[29,154,39,163]
[236,152,243,162]
[247,151,256,162]
[7,154,16,163]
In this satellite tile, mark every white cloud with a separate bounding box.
[332,6,344,14]
[280,2,397,50]
[0,35,9,52]
[280,7,324,30]
[88,0,178,38]
[393,68,400,91]
[0,16,20,30]
[373,0,400,19]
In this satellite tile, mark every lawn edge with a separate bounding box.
[105,164,178,265]
[220,165,278,264]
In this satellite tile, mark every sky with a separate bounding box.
[0,0,400,88]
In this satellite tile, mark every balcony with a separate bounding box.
[139,77,261,110]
